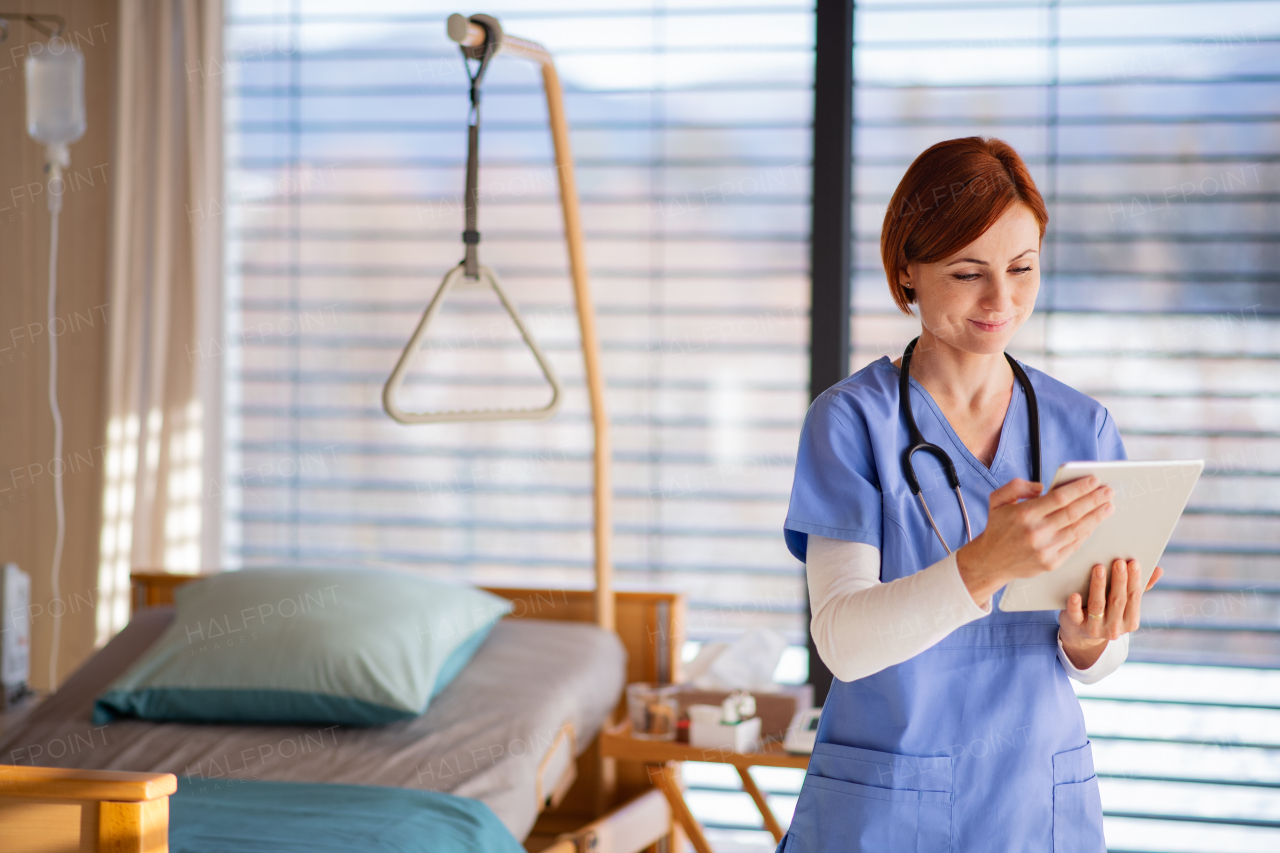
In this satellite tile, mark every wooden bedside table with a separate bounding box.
[600,720,809,853]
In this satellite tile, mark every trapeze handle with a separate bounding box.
[382,264,563,424]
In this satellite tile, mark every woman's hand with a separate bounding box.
[1058,559,1163,669]
[955,476,1114,607]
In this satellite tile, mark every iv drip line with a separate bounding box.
[46,170,65,692]
[21,22,82,690]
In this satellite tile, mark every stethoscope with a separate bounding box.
[899,336,1041,555]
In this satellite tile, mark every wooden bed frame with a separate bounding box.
[0,574,684,853]
[1,13,686,853]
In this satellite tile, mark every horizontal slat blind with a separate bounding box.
[852,3,1280,850]
[852,0,1280,664]
[222,2,814,643]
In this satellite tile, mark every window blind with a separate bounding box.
[850,2,1280,850]
[222,2,815,646]
[850,0,1280,666]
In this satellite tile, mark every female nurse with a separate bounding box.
[780,137,1162,853]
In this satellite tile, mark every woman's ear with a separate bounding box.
[897,266,915,301]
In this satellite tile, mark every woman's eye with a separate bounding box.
[1010,266,1033,274]
[953,273,981,282]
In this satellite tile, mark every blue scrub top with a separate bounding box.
[779,355,1126,853]
[785,355,1125,566]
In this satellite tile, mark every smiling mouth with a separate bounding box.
[969,317,1013,333]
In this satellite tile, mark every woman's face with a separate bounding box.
[901,203,1041,357]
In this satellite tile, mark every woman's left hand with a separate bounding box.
[1058,558,1163,670]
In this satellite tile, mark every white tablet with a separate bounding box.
[998,459,1203,612]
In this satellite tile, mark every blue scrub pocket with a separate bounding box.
[786,743,952,853]
[1052,742,1106,853]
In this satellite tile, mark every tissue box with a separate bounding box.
[689,713,762,753]
[676,684,813,745]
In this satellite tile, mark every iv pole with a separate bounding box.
[446,14,614,632]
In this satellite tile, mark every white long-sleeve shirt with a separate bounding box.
[806,535,1128,684]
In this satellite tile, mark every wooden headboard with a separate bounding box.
[130,573,685,693]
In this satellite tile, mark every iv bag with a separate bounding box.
[25,40,86,148]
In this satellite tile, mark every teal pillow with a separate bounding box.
[94,568,509,726]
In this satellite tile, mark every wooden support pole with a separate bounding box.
[539,59,614,634]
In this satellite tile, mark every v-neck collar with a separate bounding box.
[883,356,1023,490]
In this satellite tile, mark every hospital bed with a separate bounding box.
[0,578,682,852]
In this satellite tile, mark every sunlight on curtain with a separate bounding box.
[96,413,138,645]
[164,399,206,570]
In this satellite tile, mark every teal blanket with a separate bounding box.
[170,778,525,853]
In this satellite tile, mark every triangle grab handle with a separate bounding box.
[382,263,563,424]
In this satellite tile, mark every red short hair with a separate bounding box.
[880,137,1048,315]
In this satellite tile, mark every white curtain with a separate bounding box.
[98,0,223,644]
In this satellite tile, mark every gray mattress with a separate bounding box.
[0,607,626,840]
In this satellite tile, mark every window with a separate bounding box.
[852,2,1280,850]
[222,2,815,647]
[851,0,1280,665]
[222,3,1280,848]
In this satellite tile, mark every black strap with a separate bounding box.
[463,120,481,275]
[459,18,500,277]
